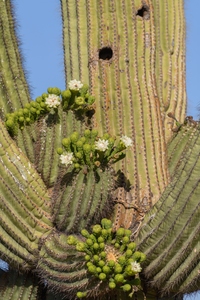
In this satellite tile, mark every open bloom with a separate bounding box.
[120,135,133,148]
[68,79,83,91]
[95,139,109,152]
[131,261,142,273]
[60,152,74,167]
[45,94,60,108]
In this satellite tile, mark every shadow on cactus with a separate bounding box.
[66,218,146,298]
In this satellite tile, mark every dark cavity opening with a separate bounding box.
[136,5,150,20]
[99,47,113,60]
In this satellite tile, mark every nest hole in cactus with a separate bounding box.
[99,47,113,60]
[136,5,150,20]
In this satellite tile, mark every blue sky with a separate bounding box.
[1,0,199,298]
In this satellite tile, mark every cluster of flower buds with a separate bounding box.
[5,95,50,135]
[5,80,95,136]
[57,130,133,170]
[66,218,146,298]
[61,79,95,111]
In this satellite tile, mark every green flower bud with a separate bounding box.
[81,229,90,238]
[6,119,14,128]
[30,107,36,114]
[86,262,93,268]
[74,163,81,169]
[80,137,86,144]
[122,236,130,244]
[92,224,102,235]
[125,249,133,258]
[102,265,111,274]
[40,102,46,108]
[57,148,63,155]
[61,89,71,100]
[77,291,87,298]
[66,235,77,245]
[86,238,93,246]
[101,218,112,229]
[19,116,24,123]
[102,133,110,140]
[79,84,89,96]
[96,267,102,273]
[99,243,105,250]
[71,132,79,143]
[127,242,136,251]
[108,260,115,268]
[25,117,31,123]
[89,234,97,242]
[121,284,131,292]
[99,273,106,280]
[139,253,146,262]
[31,101,37,108]
[83,144,91,153]
[93,243,99,251]
[75,152,83,159]
[114,264,123,274]
[36,96,43,103]
[97,236,104,243]
[124,229,132,236]
[75,96,85,106]
[23,108,29,116]
[84,129,91,138]
[99,251,106,259]
[25,103,31,109]
[124,265,134,276]
[116,228,125,237]
[76,140,83,149]
[91,129,98,138]
[109,282,116,289]
[76,242,86,252]
[98,260,105,268]
[88,265,96,274]
[93,255,99,262]
[62,138,71,148]
[84,255,91,261]
[114,274,124,283]
[132,251,142,262]
[118,256,126,265]
[87,95,95,105]
[114,243,120,249]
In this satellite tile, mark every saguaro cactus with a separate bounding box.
[0,0,199,300]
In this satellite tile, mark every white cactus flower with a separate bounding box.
[120,135,133,148]
[68,79,83,91]
[45,94,60,108]
[95,139,109,152]
[60,152,74,167]
[131,261,142,273]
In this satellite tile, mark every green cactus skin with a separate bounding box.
[52,167,115,233]
[0,0,198,299]
[0,119,53,270]
[136,125,200,295]
[60,0,187,221]
[0,271,39,300]
[0,1,37,164]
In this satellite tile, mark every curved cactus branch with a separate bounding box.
[136,125,200,295]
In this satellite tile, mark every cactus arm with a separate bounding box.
[136,125,200,295]
[0,271,39,300]
[0,119,53,270]
[52,167,115,233]
[0,1,36,163]
[153,0,186,140]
